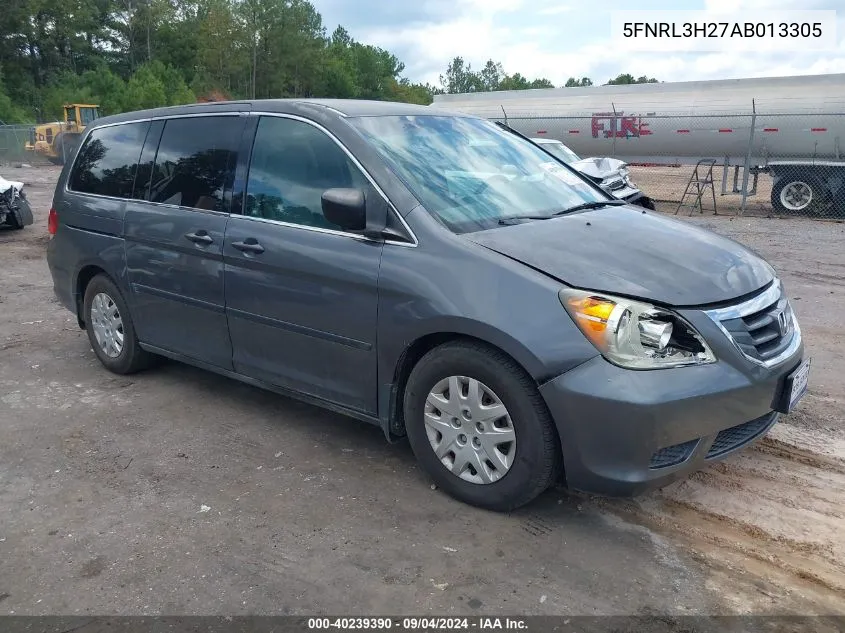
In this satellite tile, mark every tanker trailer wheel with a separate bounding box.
[771,176,829,215]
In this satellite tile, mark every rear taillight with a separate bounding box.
[48,208,58,235]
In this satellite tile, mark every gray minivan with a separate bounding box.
[46,99,809,511]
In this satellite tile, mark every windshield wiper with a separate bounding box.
[552,199,628,214]
[498,199,627,225]
[498,214,552,225]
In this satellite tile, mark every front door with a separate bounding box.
[223,115,384,414]
[124,114,246,369]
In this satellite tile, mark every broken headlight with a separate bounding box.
[619,167,635,187]
[560,288,716,369]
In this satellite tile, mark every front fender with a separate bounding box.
[375,229,601,432]
[388,315,555,384]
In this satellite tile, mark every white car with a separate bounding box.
[531,137,654,209]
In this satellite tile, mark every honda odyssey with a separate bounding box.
[46,99,810,511]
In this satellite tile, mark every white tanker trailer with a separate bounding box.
[431,73,845,214]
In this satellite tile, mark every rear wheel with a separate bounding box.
[403,341,561,511]
[83,274,155,374]
[771,176,829,215]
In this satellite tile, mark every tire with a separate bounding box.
[49,134,66,165]
[8,195,32,230]
[49,132,78,166]
[403,340,561,512]
[82,274,155,375]
[771,176,829,215]
[2,209,19,230]
[636,196,655,210]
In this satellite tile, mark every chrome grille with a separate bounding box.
[721,295,793,361]
[705,280,800,368]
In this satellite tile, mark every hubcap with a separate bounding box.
[90,292,124,358]
[424,376,516,484]
[780,181,813,211]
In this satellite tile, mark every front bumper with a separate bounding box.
[611,184,641,200]
[539,327,804,497]
[607,184,654,209]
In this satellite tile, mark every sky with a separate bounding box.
[311,0,845,88]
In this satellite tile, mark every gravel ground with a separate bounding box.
[1,165,844,616]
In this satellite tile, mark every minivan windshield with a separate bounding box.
[348,115,607,233]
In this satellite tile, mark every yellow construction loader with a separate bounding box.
[24,104,100,165]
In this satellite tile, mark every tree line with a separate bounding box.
[439,58,659,94]
[0,0,660,124]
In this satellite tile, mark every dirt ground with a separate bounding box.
[1,164,844,616]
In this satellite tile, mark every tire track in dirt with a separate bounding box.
[754,436,845,475]
[595,425,845,614]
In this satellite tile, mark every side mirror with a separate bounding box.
[321,188,387,238]
[321,188,366,231]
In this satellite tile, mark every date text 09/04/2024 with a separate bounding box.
[307,618,528,630]
[621,22,824,38]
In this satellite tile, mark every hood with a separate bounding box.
[0,176,24,194]
[571,156,627,179]
[465,206,775,306]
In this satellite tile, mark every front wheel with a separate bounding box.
[83,274,156,374]
[403,341,561,511]
[49,133,66,165]
[634,196,655,210]
[8,195,33,229]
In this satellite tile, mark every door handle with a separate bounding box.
[231,238,265,254]
[185,231,214,245]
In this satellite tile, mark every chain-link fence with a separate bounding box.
[493,110,845,220]
[0,123,41,166]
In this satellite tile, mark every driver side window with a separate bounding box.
[245,116,369,230]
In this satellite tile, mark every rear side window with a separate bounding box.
[68,122,150,198]
[149,116,244,212]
